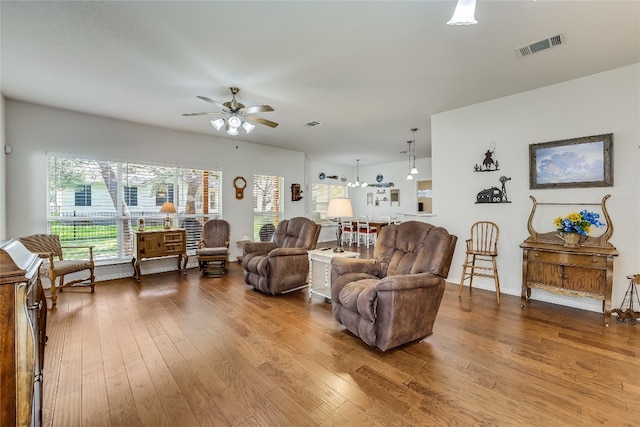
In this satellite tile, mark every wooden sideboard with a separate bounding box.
[520,195,619,326]
[132,229,188,281]
[1,239,47,426]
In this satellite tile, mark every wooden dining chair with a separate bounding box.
[458,221,501,304]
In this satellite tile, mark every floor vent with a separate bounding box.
[516,33,565,58]
[304,121,322,127]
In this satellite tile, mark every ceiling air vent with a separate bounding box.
[516,33,565,58]
[304,121,322,127]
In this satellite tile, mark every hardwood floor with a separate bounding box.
[42,246,639,426]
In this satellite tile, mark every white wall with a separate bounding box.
[0,96,6,241]
[4,100,307,278]
[431,64,640,313]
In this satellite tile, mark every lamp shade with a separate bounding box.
[242,121,256,133]
[447,0,477,25]
[159,202,176,214]
[211,118,225,130]
[326,198,353,218]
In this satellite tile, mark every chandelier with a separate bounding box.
[347,159,368,188]
[406,128,419,180]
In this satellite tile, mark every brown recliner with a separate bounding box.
[330,221,457,351]
[242,217,321,295]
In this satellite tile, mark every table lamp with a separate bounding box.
[159,202,176,229]
[326,198,353,252]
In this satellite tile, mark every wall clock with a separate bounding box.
[233,176,247,199]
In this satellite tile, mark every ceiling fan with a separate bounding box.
[182,87,278,135]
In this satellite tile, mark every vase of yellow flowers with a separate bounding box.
[554,210,603,248]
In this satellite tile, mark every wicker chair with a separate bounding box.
[19,234,95,307]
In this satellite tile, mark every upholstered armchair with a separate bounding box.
[330,221,457,351]
[243,217,321,295]
[196,219,230,277]
[19,234,95,307]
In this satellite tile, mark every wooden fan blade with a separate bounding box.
[182,112,224,117]
[246,115,279,128]
[197,95,226,109]
[243,105,274,114]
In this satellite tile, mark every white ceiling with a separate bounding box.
[2,1,638,167]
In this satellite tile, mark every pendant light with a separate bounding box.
[406,128,419,180]
[410,128,419,175]
[447,0,478,25]
[406,141,414,181]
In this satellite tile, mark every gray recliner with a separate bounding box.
[242,217,321,295]
[330,221,457,351]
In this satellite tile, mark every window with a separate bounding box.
[252,175,283,241]
[74,185,92,206]
[124,186,138,206]
[311,184,348,221]
[47,155,222,261]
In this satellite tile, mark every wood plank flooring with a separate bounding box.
[42,247,639,426]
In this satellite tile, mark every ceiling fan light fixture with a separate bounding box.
[211,118,225,131]
[447,0,477,25]
[228,115,242,128]
[242,121,256,134]
[227,126,239,136]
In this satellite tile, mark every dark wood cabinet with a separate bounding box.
[1,239,47,426]
[521,242,617,325]
[520,196,618,326]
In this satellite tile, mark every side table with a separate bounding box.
[307,248,360,302]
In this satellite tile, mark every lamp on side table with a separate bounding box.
[326,198,353,253]
[159,202,176,229]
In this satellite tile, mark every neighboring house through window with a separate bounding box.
[74,184,92,206]
[124,186,138,206]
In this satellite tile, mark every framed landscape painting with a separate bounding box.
[529,133,613,189]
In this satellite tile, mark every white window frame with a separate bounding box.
[47,154,222,261]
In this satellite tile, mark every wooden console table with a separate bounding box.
[132,229,188,281]
[520,195,618,326]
